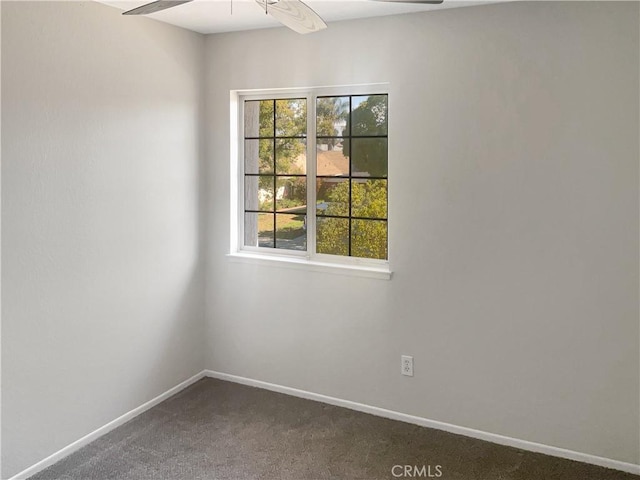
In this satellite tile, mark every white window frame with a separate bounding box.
[228,84,391,280]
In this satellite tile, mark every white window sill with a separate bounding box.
[226,252,392,280]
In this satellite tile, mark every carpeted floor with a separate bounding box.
[31,378,638,480]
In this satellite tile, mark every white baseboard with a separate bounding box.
[204,370,640,476]
[8,371,206,480]
[10,369,639,478]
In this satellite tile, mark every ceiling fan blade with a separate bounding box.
[123,0,193,15]
[256,0,327,34]
[371,0,443,3]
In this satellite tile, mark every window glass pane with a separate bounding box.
[276,177,307,212]
[275,214,306,251]
[316,96,349,137]
[276,138,306,174]
[351,95,388,136]
[316,217,349,256]
[245,175,274,211]
[316,138,349,176]
[316,178,348,217]
[245,100,273,138]
[351,219,387,260]
[243,92,388,261]
[351,179,387,219]
[244,212,273,248]
[276,99,306,137]
[351,138,387,178]
[244,139,273,174]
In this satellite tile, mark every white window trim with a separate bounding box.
[228,84,392,280]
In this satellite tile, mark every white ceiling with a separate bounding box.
[99,0,498,34]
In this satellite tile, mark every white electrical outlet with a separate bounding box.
[401,355,414,376]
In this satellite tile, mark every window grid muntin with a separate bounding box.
[243,98,308,251]
[315,94,388,260]
[241,92,388,262]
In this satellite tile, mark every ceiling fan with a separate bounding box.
[123,0,443,34]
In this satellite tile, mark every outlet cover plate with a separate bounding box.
[401,355,414,376]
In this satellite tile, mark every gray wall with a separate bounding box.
[204,2,640,465]
[1,2,205,477]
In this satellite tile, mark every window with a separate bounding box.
[315,95,388,260]
[233,87,390,277]
[243,98,308,251]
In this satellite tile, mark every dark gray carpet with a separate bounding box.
[30,378,638,480]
